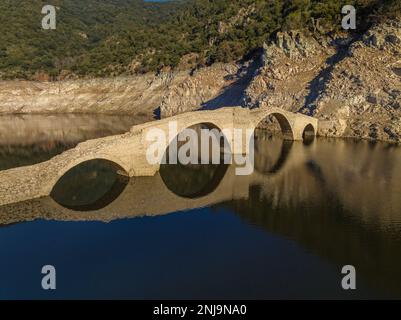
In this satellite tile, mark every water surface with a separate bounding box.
[1,116,401,299]
[0,114,140,170]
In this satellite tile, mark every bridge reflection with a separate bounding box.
[159,122,231,199]
[0,135,297,223]
[2,138,401,297]
[160,163,229,199]
[50,159,130,211]
[2,138,401,231]
[254,130,294,175]
[0,107,318,206]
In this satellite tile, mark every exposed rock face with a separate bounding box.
[159,63,240,117]
[244,30,330,111]
[0,63,240,120]
[0,74,165,120]
[243,18,401,143]
[316,19,401,142]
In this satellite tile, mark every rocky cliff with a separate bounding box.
[161,16,401,143]
[0,17,400,143]
[244,18,401,143]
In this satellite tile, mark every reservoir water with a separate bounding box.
[0,115,401,299]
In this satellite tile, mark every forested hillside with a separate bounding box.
[0,0,182,79]
[0,0,399,79]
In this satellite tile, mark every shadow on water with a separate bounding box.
[225,137,401,298]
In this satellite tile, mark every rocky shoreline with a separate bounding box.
[0,17,400,144]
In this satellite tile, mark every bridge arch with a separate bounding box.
[253,111,295,141]
[302,123,316,139]
[159,121,231,199]
[163,121,232,165]
[0,107,320,208]
[302,123,316,146]
[45,155,129,211]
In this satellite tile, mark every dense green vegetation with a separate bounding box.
[0,0,182,79]
[0,0,399,79]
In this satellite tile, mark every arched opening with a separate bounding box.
[160,123,230,198]
[254,113,294,141]
[302,124,316,145]
[254,130,294,175]
[252,113,295,174]
[163,122,231,165]
[50,159,129,211]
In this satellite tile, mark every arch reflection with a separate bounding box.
[253,129,294,175]
[302,124,316,146]
[255,112,295,141]
[160,122,230,198]
[160,163,229,199]
[50,159,129,211]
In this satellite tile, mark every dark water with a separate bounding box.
[1,117,401,299]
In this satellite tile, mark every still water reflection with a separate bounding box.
[0,114,140,170]
[0,119,401,299]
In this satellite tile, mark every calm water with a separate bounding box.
[0,114,142,170]
[1,116,401,299]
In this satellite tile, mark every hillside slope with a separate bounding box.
[1,0,399,79]
[0,1,400,143]
[1,16,400,143]
[0,0,182,79]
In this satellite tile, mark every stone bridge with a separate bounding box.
[0,141,314,225]
[0,107,317,206]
